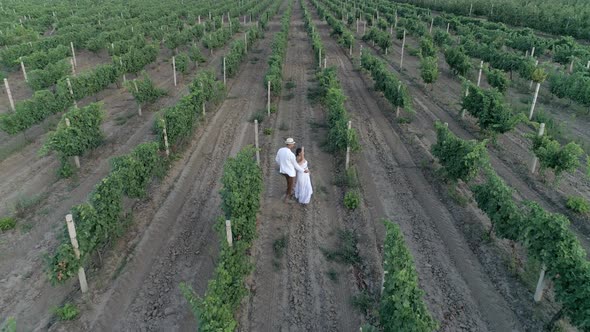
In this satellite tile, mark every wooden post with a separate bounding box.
[461,86,469,118]
[133,80,141,116]
[318,48,322,68]
[477,61,483,87]
[396,84,402,117]
[198,15,201,24]
[225,220,233,247]
[390,25,393,35]
[172,56,177,86]
[65,214,88,293]
[381,270,388,295]
[20,57,28,82]
[223,57,226,86]
[120,58,126,83]
[530,47,535,58]
[345,121,352,170]
[469,3,473,16]
[530,123,545,173]
[324,57,327,69]
[244,32,247,53]
[400,30,406,70]
[394,13,398,29]
[356,19,359,33]
[363,20,366,35]
[569,58,575,73]
[534,265,546,302]
[70,58,76,76]
[4,78,15,112]
[66,78,78,108]
[200,82,206,117]
[446,22,450,33]
[254,119,260,165]
[528,82,541,120]
[65,118,81,168]
[349,43,353,56]
[429,18,434,34]
[162,119,170,157]
[586,60,590,69]
[267,81,271,116]
[70,42,77,68]
[525,50,529,58]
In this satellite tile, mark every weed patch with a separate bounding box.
[249,110,267,123]
[322,229,360,265]
[54,303,79,321]
[0,217,16,232]
[566,196,589,215]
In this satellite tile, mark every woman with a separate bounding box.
[294,147,313,204]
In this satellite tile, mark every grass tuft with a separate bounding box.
[0,217,17,232]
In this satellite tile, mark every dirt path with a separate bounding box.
[240,3,363,330]
[50,13,287,332]
[308,4,555,331]
[0,28,256,331]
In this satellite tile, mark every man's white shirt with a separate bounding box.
[275,147,305,177]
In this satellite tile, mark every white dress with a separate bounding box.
[295,160,313,204]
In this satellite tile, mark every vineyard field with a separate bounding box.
[1,0,589,331]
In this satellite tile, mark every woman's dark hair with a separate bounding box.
[295,147,302,157]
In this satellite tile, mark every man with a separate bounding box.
[275,138,308,203]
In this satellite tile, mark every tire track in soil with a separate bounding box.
[64,16,289,332]
[309,5,539,332]
[357,25,590,252]
[241,2,361,331]
[0,26,264,332]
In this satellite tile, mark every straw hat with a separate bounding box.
[285,137,296,145]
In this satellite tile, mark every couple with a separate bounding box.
[275,138,313,204]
